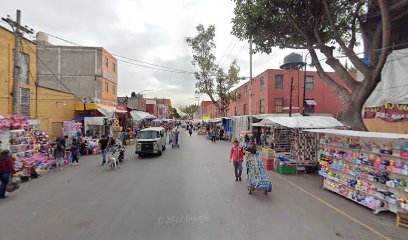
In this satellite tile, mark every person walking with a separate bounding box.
[54,142,66,170]
[229,139,244,181]
[219,128,225,141]
[99,135,109,166]
[189,126,193,136]
[211,128,217,143]
[71,138,80,165]
[260,130,266,148]
[0,150,16,199]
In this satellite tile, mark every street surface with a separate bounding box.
[0,131,407,240]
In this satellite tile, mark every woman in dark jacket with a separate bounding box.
[0,150,16,199]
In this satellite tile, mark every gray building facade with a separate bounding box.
[36,45,104,100]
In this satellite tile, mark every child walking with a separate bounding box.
[229,138,244,181]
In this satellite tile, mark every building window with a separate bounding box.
[113,63,116,73]
[274,98,283,112]
[20,88,30,117]
[275,74,283,89]
[19,52,30,85]
[259,99,265,114]
[244,86,248,96]
[243,104,247,115]
[105,57,109,68]
[112,85,116,95]
[260,77,265,91]
[105,82,109,92]
[305,76,314,90]
[234,106,237,116]
[305,99,316,113]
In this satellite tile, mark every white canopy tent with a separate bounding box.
[365,48,408,107]
[129,110,151,121]
[84,117,110,137]
[97,108,114,118]
[209,118,222,123]
[253,116,344,129]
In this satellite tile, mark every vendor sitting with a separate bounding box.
[245,141,257,154]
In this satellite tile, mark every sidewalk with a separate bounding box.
[267,171,408,240]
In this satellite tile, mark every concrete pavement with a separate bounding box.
[0,130,407,240]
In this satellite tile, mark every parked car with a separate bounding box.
[135,127,166,157]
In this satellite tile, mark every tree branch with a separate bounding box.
[322,0,369,76]
[373,0,392,80]
[320,46,360,90]
[309,49,351,102]
[369,22,382,67]
[349,2,364,50]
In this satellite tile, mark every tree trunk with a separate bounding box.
[337,102,367,131]
[337,75,381,131]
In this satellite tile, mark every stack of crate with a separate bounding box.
[262,148,275,171]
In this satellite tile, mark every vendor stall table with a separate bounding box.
[306,129,408,216]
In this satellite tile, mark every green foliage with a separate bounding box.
[232,0,365,53]
[179,104,200,119]
[170,107,181,119]
[186,24,244,116]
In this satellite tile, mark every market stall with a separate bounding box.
[253,116,344,174]
[306,129,408,215]
[84,117,109,138]
[0,115,70,183]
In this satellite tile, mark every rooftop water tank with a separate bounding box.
[280,52,306,70]
[35,31,50,45]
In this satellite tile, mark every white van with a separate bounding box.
[135,127,166,157]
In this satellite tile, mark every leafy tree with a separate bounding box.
[170,107,181,119]
[231,0,401,130]
[179,104,200,119]
[186,25,243,117]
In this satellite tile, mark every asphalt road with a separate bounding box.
[0,131,407,240]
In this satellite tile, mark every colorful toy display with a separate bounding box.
[0,115,72,184]
[316,130,408,214]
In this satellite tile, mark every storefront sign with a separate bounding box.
[364,103,408,122]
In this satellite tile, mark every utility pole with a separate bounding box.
[303,52,310,115]
[2,10,33,115]
[289,77,294,117]
[249,37,253,132]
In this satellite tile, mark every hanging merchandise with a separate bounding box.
[253,116,344,174]
[307,129,408,215]
[0,115,74,187]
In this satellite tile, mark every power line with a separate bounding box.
[43,32,195,74]
[219,39,240,67]
[119,59,194,74]
[217,37,237,66]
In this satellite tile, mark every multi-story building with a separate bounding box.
[35,32,118,106]
[200,101,214,119]
[118,95,146,112]
[146,99,158,117]
[146,98,171,117]
[0,26,75,139]
[227,69,348,117]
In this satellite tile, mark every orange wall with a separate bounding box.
[364,119,408,134]
[101,48,118,102]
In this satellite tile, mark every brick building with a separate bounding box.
[202,69,350,118]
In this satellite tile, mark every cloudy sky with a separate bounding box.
[1,0,313,109]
